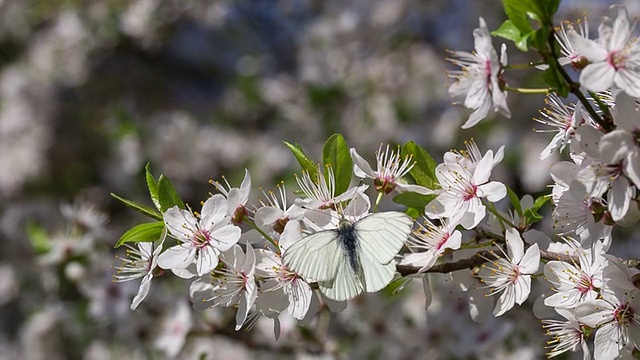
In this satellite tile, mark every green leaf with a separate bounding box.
[393,192,434,212]
[284,141,319,181]
[523,195,550,226]
[492,21,536,52]
[524,208,544,225]
[506,186,523,217]
[492,20,522,43]
[111,193,163,221]
[145,164,161,212]
[401,141,438,189]
[322,133,352,195]
[532,194,550,211]
[115,221,165,248]
[157,175,185,212]
[26,222,51,254]
[502,0,534,34]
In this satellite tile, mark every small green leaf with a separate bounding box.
[145,164,161,212]
[111,193,163,221]
[503,0,534,34]
[284,141,318,181]
[115,221,165,248]
[524,208,544,225]
[393,192,434,212]
[532,195,550,211]
[523,195,550,226]
[492,20,522,43]
[26,222,51,254]
[506,186,523,217]
[158,175,185,212]
[401,141,438,189]
[322,133,352,195]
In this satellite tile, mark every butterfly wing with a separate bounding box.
[283,230,341,282]
[354,212,413,293]
[318,258,364,301]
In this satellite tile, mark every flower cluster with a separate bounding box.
[110,3,640,359]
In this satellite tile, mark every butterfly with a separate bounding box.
[283,211,413,301]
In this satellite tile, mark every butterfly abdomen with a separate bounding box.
[337,220,360,274]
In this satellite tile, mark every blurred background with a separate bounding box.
[0,0,633,359]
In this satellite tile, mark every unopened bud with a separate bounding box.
[273,217,289,234]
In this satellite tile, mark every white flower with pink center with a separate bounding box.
[157,194,241,277]
[425,147,506,229]
[568,5,640,97]
[400,217,462,272]
[447,17,510,129]
[350,144,432,195]
[189,244,257,330]
[255,221,313,320]
[478,228,540,316]
[544,239,606,308]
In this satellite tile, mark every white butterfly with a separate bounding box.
[283,211,413,301]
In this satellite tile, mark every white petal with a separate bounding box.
[130,273,153,310]
[287,280,313,320]
[164,207,197,241]
[574,299,613,327]
[479,181,506,202]
[505,228,524,263]
[600,130,633,163]
[196,246,220,276]
[350,148,376,179]
[608,178,633,221]
[157,244,196,270]
[580,62,615,93]
[200,194,228,230]
[626,151,640,188]
[513,275,531,305]
[519,243,540,274]
[210,224,242,252]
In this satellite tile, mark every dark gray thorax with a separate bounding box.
[337,220,359,273]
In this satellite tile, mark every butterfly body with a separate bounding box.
[337,220,360,274]
[284,212,413,301]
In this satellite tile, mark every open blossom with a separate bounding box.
[350,144,432,195]
[568,5,640,97]
[295,165,365,210]
[542,308,591,359]
[400,217,462,272]
[254,182,305,236]
[544,238,606,309]
[478,228,540,317]
[157,194,242,277]
[555,18,590,68]
[113,235,164,310]
[190,245,257,330]
[534,93,585,160]
[254,221,313,320]
[575,285,640,360]
[447,17,510,129]
[425,146,506,229]
[600,102,640,190]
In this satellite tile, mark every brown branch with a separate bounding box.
[396,248,580,277]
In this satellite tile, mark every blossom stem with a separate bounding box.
[244,216,280,252]
[372,191,384,213]
[504,86,550,94]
